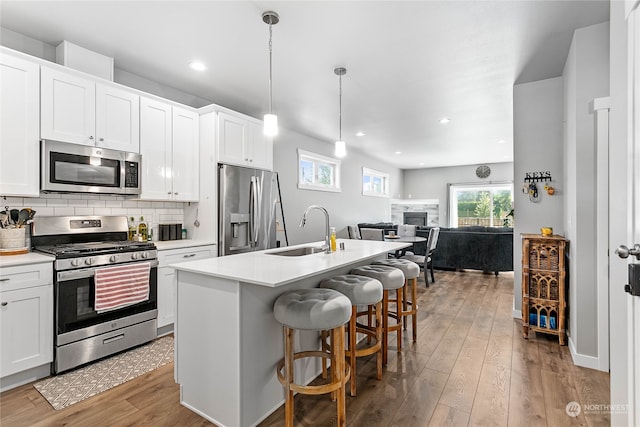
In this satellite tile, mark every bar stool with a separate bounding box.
[373,258,421,342]
[273,288,352,427]
[320,274,383,396]
[349,264,405,365]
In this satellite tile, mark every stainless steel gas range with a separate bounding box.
[32,216,158,374]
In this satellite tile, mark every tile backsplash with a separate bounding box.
[2,193,185,238]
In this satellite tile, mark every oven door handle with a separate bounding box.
[57,260,159,282]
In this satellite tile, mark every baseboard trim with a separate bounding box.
[568,337,606,371]
[0,363,50,392]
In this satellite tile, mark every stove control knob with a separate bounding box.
[71,259,81,267]
[109,255,118,263]
[131,253,139,260]
[84,258,94,266]
[141,252,148,259]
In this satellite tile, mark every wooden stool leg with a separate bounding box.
[396,287,403,352]
[382,290,389,365]
[321,330,328,379]
[349,306,357,397]
[412,277,418,342]
[284,327,294,427]
[330,328,337,401]
[367,305,373,344]
[375,301,383,380]
[402,282,408,330]
[334,324,347,427]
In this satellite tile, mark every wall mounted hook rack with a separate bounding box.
[524,171,552,183]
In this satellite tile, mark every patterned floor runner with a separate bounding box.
[34,335,173,410]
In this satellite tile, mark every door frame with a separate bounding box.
[609,1,638,425]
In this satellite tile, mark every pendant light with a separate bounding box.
[262,11,279,136]
[334,67,347,158]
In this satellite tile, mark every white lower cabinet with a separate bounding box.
[157,245,216,329]
[0,263,53,379]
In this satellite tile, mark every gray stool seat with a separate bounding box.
[319,274,383,305]
[373,258,420,280]
[274,288,351,331]
[349,264,404,290]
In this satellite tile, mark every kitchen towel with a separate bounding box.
[94,262,150,313]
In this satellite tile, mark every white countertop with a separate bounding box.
[0,252,55,267]
[153,239,216,251]
[170,238,410,287]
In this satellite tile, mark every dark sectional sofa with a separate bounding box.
[357,223,513,274]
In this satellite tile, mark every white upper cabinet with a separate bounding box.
[41,66,139,152]
[246,119,273,171]
[139,97,198,202]
[217,111,273,170]
[95,84,140,152]
[0,52,40,197]
[171,107,199,202]
[217,111,246,166]
[140,97,172,200]
[41,66,95,146]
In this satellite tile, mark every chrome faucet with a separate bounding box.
[300,205,331,254]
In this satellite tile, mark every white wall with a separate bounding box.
[403,162,513,227]
[512,77,565,315]
[562,22,610,362]
[273,128,403,245]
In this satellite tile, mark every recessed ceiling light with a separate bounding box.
[356,131,365,137]
[189,61,207,71]
[395,151,402,155]
[497,139,506,144]
[439,117,451,124]
[419,162,425,166]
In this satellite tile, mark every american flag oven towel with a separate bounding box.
[94,262,151,313]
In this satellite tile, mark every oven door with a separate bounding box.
[55,260,158,346]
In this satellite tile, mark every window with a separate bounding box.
[297,149,341,192]
[449,183,513,227]
[362,167,389,197]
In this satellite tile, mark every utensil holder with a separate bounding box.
[0,227,26,249]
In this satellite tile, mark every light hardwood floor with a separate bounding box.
[0,270,610,427]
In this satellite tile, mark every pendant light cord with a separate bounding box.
[268,21,273,114]
[339,73,342,141]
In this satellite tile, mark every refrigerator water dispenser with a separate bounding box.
[229,213,250,250]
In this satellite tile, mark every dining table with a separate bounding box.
[383,235,427,257]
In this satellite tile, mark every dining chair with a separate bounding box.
[347,225,361,240]
[425,227,440,283]
[360,228,384,241]
[396,224,417,237]
[396,224,417,256]
[401,227,440,285]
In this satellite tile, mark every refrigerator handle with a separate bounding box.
[249,176,258,247]
[254,176,262,245]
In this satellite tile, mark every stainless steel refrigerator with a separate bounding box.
[218,163,286,256]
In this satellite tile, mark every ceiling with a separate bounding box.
[0,1,609,170]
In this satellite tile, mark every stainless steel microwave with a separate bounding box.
[41,140,141,195]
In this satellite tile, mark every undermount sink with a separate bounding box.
[266,246,325,257]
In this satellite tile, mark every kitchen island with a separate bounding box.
[171,238,409,427]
